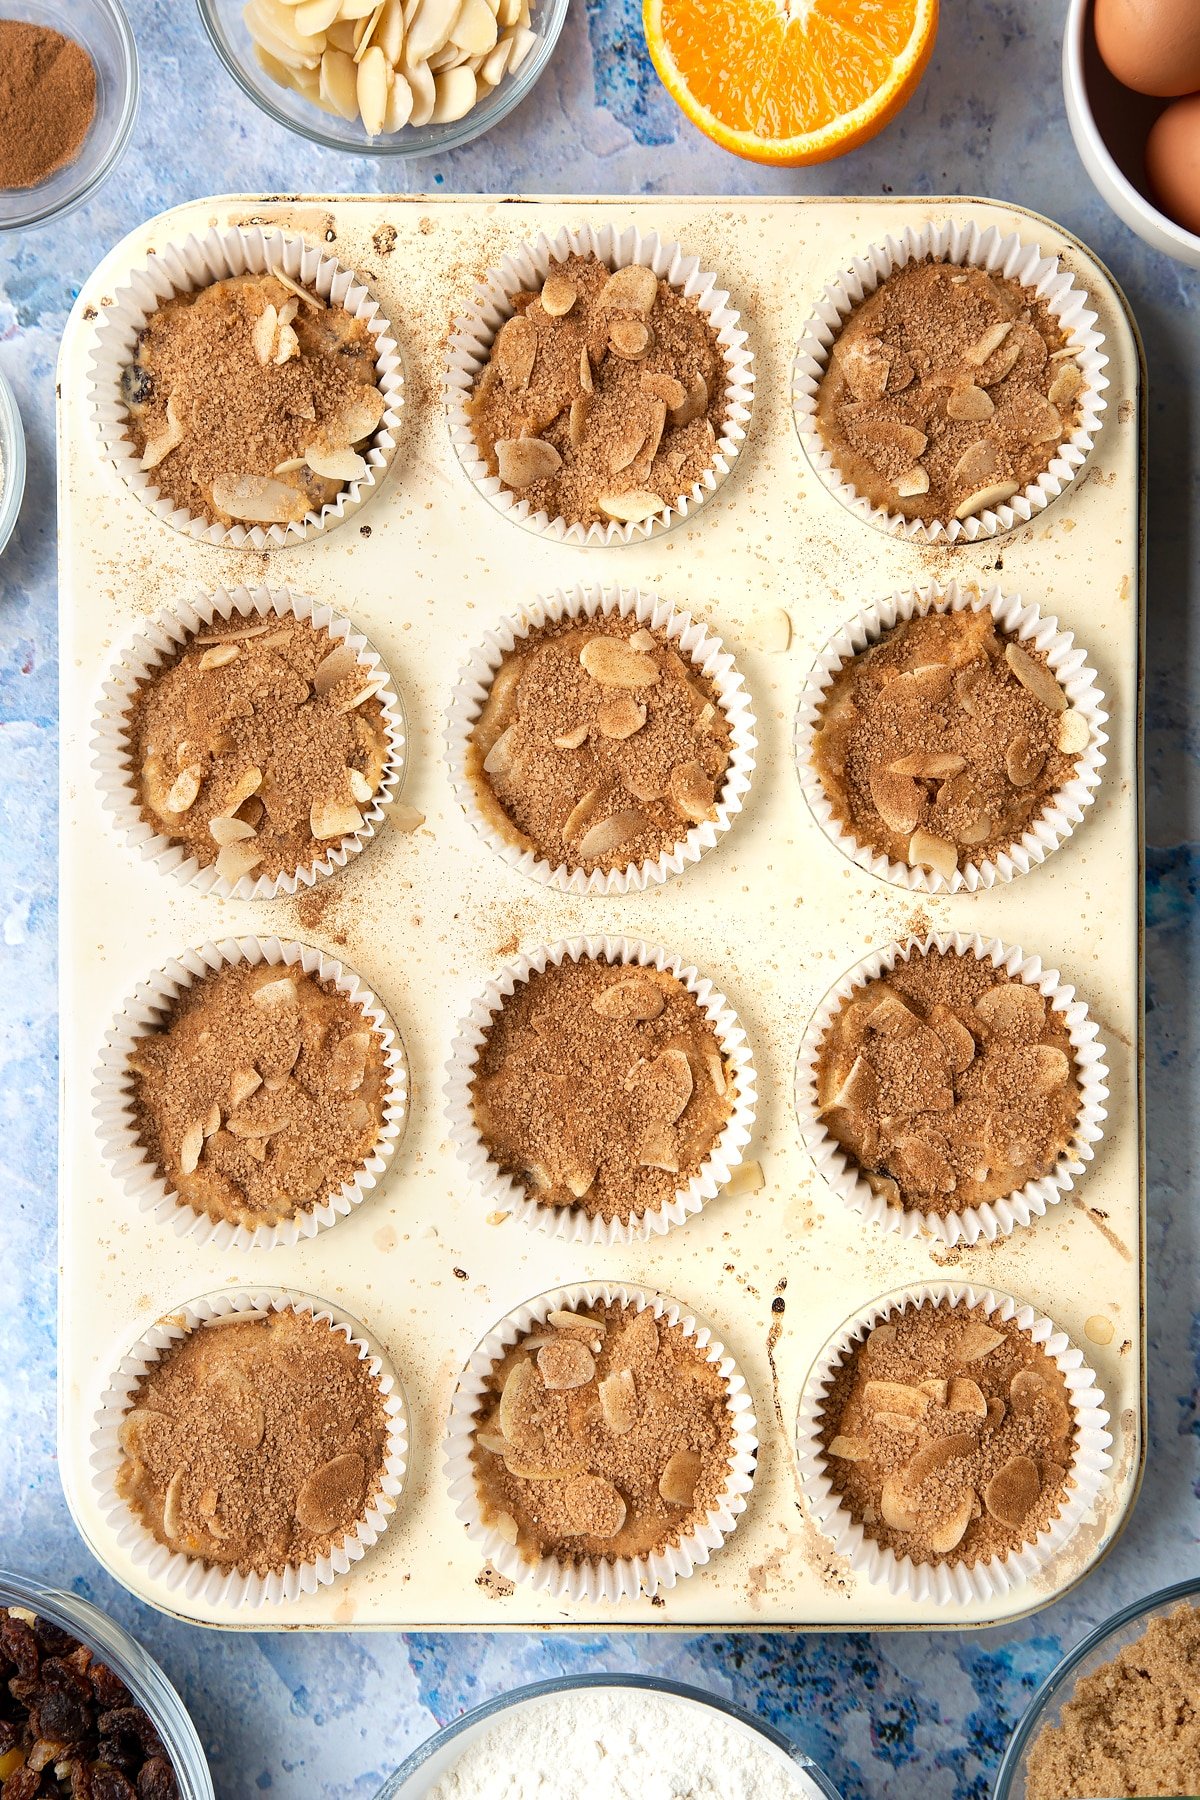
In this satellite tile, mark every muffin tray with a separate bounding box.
[56,195,1145,1630]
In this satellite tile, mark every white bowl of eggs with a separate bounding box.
[1064,0,1200,267]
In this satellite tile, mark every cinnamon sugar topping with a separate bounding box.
[816,261,1083,523]
[815,947,1081,1215]
[470,958,734,1225]
[116,1308,389,1577]
[127,613,391,885]
[472,1301,733,1563]
[819,1299,1075,1567]
[121,273,386,528]
[127,961,389,1229]
[813,607,1086,876]
[468,253,727,528]
[468,612,732,875]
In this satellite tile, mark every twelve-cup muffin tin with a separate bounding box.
[57,196,1145,1629]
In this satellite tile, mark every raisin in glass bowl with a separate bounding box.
[0,1571,211,1800]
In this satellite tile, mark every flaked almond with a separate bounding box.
[724,1158,764,1197]
[562,1165,596,1199]
[329,1029,371,1093]
[348,768,374,805]
[908,828,958,882]
[553,723,589,750]
[958,813,992,846]
[887,663,953,705]
[818,1052,876,1116]
[927,1492,974,1554]
[669,759,715,824]
[165,767,203,814]
[1048,361,1083,407]
[669,371,708,427]
[609,318,654,359]
[1006,387,1061,444]
[598,263,658,316]
[305,441,368,483]
[862,418,928,460]
[482,724,516,776]
[563,1474,626,1538]
[954,481,1020,521]
[875,1411,920,1434]
[892,1133,955,1192]
[986,1396,1007,1430]
[827,1434,870,1461]
[641,397,668,466]
[568,395,590,451]
[208,814,255,846]
[946,383,994,421]
[313,643,360,695]
[1058,709,1089,754]
[868,766,920,834]
[596,695,647,739]
[503,1453,580,1482]
[311,798,365,840]
[579,346,594,393]
[866,990,918,1036]
[495,436,562,489]
[928,1003,976,1073]
[947,1377,988,1418]
[905,1432,977,1485]
[139,395,185,471]
[599,1369,637,1435]
[1004,641,1067,711]
[920,1378,949,1406]
[540,272,577,317]
[161,1467,185,1541]
[492,1509,519,1544]
[562,787,601,841]
[215,841,263,883]
[592,976,665,1021]
[889,751,966,779]
[609,419,649,473]
[895,465,930,498]
[547,1311,606,1338]
[865,1322,898,1355]
[598,489,665,524]
[537,1337,595,1390]
[951,437,1001,488]
[579,636,659,688]
[880,1474,920,1531]
[984,1454,1041,1528]
[744,606,792,653]
[210,473,310,526]
[294,1452,365,1535]
[178,1119,204,1177]
[958,1321,1005,1362]
[862,1380,929,1419]
[335,386,387,444]
[228,1067,262,1109]
[198,642,240,673]
[498,1358,539,1450]
[955,660,988,715]
[640,1046,693,1123]
[576,809,646,860]
[1005,731,1047,787]
[1009,1370,1046,1414]
[638,1122,679,1173]
[836,335,890,401]
[974,982,1044,1036]
[201,1101,221,1139]
[1030,1045,1071,1093]
[659,1447,702,1507]
[964,319,1013,368]
[641,369,687,410]
[495,313,537,387]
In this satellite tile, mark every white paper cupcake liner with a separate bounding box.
[795,930,1109,1247]
[446,583,756,894]
[794,578,1108,895]
[444,222,755,547]
[792,218,1109,544]
[795,1281,1113,1605]
[89,225,405,549]
[90,1287,409,1609]
[445,934,756,1246]
[444,1280,758,1602]
[91,584,407,902]
[93,935,409,1252]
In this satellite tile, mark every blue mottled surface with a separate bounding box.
[0,2,1197,1796]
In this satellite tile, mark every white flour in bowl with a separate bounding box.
[423,1687,828,1800]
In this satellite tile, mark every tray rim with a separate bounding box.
[54,191,1148,1633]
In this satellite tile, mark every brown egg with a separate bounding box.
[1146,92,1200,234]
[1095,0,1200,96]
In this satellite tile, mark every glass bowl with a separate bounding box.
[0,1567,213,1799]
[0,0,138,232]
[993,1575,1200,1799]
[374,1674,844,1800]
[0,370,26,559]
[196,0,569,158]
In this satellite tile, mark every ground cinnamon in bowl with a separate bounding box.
[0,21,96,190]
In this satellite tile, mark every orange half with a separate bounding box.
[643,0,939,166]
